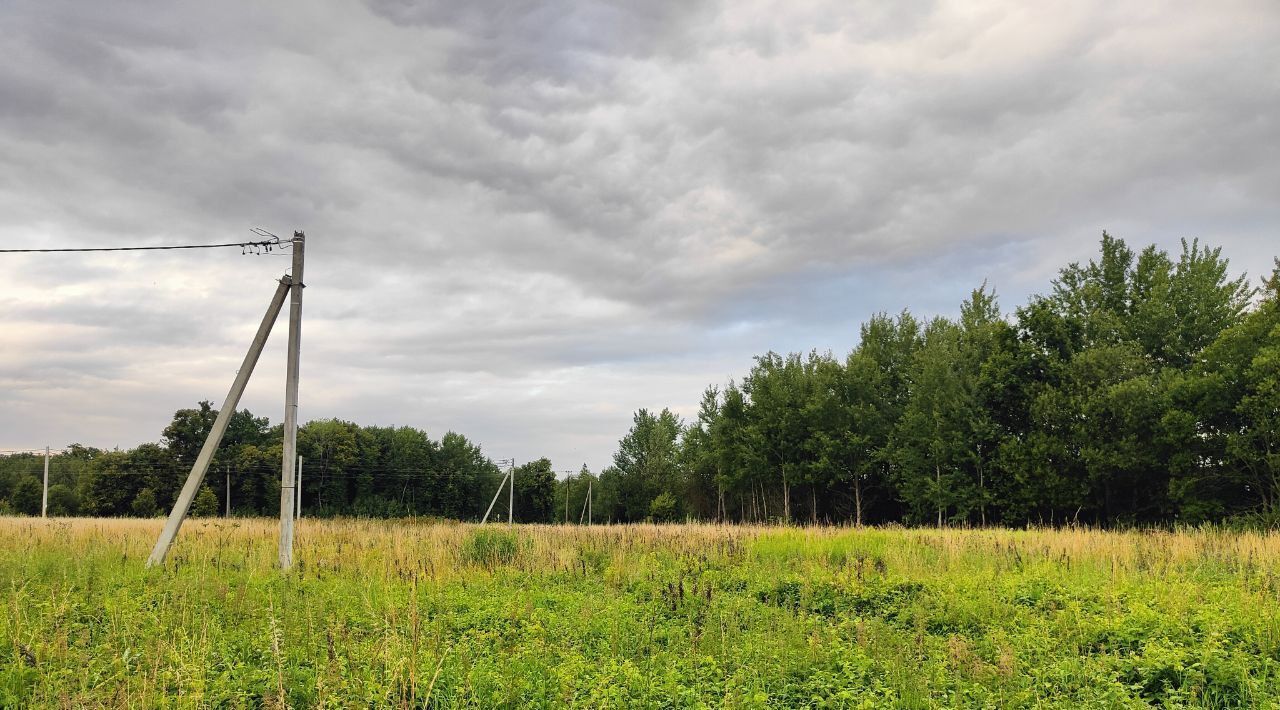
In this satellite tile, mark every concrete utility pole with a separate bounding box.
[41,446,49,518]
[225,465,230,517]
[481,469,510,524]
[279,232,305,570]
[579,480,592,525]
[508,460,515,525]
[295,456,303,520]
[147,277,292,567]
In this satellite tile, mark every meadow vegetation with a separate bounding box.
[4,517,1280,707]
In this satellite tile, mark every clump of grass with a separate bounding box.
[575,540,611,574]
[459,528,525,568]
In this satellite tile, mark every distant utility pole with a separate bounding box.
[225,466,230,517]
[278,232,305,570]
[579,480,592,525]
[481,466,510,524]
[560,469,576,525]
[481,458,516,524]
[41,446,49,518]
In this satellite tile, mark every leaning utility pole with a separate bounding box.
[147,276,292,567]
[41,446,49,518]
[579,480,592,525]
[481,468,511,524]
[279,232,305,570]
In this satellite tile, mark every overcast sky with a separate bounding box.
[2,0,1277,473]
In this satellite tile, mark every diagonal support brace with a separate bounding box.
[146,276,293,567]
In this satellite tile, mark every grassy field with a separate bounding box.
[2,518,1279,708]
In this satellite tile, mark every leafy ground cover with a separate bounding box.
[2,518,1279,708]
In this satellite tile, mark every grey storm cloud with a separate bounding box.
[2,0,1278,469]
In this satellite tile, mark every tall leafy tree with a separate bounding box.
[513,458,557,523]
[744,352,816,522]
[890,318,971,525]
[612,408,684,521]
[680,386,723,520]
[713,382,762,521]
[1188,266,1280,516]
[957,284,1014,525]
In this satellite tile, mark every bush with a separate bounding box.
[649,491,678,522]
[10,477,42,515]
[191,486,219,517]
[131,488,158,517]
[460,528,524,567]
[46,484,79,516]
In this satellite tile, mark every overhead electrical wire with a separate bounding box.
[7,461,508,479]
[0,230,284,254]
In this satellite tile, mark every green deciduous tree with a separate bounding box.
[10,476,42,515]
[612,408,684,522]
[513,458,557,523]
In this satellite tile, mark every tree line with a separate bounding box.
[3,233,1276,527]
[0,409,562,522]
[594,234,1279,526]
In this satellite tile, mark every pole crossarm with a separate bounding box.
[145,276,293,567]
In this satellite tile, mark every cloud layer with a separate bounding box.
[2,0,1278,470]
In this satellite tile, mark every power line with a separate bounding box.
[0,232,282,254]
[19,464,508,480]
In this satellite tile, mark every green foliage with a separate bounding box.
[4,521,1279,707]
[191,485,219,517]
[599,232,1277,527]
[130,488,158,517]
[512,458,557,523]
[460,528,525,567]
[0,405,555,522]
[162,400,219,463]
[9,477,41,515]
[610,408,684,522]
[45,483,78,516]
[649,491,678,522]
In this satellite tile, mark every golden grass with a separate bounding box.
[5,516,1279,581]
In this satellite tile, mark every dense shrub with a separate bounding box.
[460,528,525,567]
